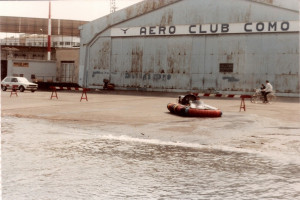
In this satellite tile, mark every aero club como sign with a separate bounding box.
[111,21,298,37]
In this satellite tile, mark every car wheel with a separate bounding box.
[19,86,25,92]
[1,86,7,91]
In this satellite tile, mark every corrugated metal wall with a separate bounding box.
[80,0,299,95]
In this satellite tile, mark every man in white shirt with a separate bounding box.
[262,80,273,103]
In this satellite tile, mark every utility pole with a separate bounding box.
[110,0,116,13]
[47,1,51,61]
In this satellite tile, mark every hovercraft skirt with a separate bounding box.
[167,103,222,117]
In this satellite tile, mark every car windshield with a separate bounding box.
[3,78,11,82]
[17,77,30,83]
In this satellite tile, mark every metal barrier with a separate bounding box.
[185,93,253,111]
[49,86,90,102]
[239,95,252,111]
[10,85,18,97]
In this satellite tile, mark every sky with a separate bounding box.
[0,0,144,21]
[0,0,144,38]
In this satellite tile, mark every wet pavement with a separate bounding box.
[1,90,300,199]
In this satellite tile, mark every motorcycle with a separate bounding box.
[103,79,115,90]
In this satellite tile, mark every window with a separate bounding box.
[60,42,64,45]
[65,42,71,45]
[4,77,11,82]
[219,63,233,73]
[13,62,29,67]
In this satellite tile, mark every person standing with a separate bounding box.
[262,80,273,103]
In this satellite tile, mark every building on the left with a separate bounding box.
[0,16,88,86]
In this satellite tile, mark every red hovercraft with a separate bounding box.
[167,93,222,117]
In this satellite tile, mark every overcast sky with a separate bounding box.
[1,0,299,21]
[0,0,144,38]
[0,0,144,21]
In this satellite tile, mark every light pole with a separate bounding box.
[47,1,51,61]
[40,28,44,47]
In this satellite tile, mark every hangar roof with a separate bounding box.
[0,16,88,37]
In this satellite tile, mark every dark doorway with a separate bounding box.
[1,60,7,80]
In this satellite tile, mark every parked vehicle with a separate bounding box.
[103,79,115,90]
[1,77,38,92]
[250,88,276,103]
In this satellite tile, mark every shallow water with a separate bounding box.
[2,117,300,200]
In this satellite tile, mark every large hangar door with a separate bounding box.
[110,36,193,91]
[110,37,144,89]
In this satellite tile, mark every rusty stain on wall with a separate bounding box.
[98,40,110,69]
[131,46,143,72]
[168,10,173,24]
[160,9,174,25]
[167,55,175,73]
[127,0,180,19]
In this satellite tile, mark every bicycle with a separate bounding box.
[250,89,277,104]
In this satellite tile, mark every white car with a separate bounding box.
[1,76,38,92]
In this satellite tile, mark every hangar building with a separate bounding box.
[79,0,299,96]
[0,16,87,84]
